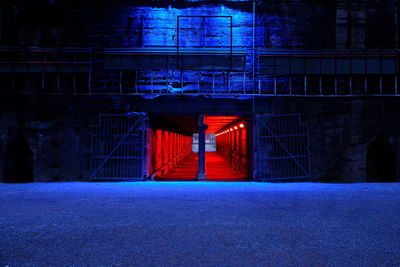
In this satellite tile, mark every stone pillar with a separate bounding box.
[196,114,207,180]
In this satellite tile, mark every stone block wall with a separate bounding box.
[271,97,400,182]
[90,1,336,49]
[1,95,400,182]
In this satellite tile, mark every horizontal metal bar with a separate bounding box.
[258,176,310,181]
[0,46,93,53]
[259,49,399,57]
[92,134,140,137]
[259,134,308,138]
[92,156,142,159]
[0,61,91,64]
[89,177,145,181]
[259,155,309,160]
[3,91,400,97]
[178,15,232,18]
[106,50,245,56]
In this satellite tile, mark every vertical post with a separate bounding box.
[334,56,337,95]
[228,71,231,93]
[73,56,77,95]
[253,0,256,112]
[73,75,77,95]
[289,56,292,95]
[319,56,322,95]
[379,54,383,95]
[274,56,277,94]
[197,113,207,180]
[364,56,368,95]
[349,56,352,95]
[243,72,246,93]
[88,53,92,94]
[141,15,145,47]
[57,74,60,94]
[304,57,307,95]
[42,50,45,92]
[202,16,206,48]
[180,70,184,93]
[151,72,153,94]
[230,16,233,71]
[177,16,180,70]
[135,70,138,93]
[198,71,200,93]
[395,5,399,49]
[119,70,123,94]
[395,55,398,95]
[346,1,352,49]
[212,72,215,93]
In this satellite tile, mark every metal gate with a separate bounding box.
[254,114,311,181]
[90,113,147,180]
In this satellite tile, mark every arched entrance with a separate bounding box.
[3,132,34,183]
[367,131,396,182]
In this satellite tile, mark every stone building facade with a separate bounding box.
[0,0,399,182]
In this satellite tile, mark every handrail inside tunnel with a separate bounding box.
[150,144,192,180]
[215,120,249,178]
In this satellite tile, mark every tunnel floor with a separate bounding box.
[156,152,246,181]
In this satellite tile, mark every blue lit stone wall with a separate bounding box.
[88,2,335,94]
[90,2,335,49]
[101,5,254,48]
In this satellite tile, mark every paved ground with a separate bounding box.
[0,182,399,266]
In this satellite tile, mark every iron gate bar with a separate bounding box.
[90,114,146,180]
[254,113,310,181]
[259,120,309,177]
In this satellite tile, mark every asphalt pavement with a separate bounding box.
[0,182,399,266]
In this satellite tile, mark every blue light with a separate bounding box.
[123,6,254,48]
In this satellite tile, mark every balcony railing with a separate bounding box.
[0,46,398,97]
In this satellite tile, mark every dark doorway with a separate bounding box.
[367,131,396,182]
[3,133,34,183]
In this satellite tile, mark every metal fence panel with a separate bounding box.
[90,113,146,180]
[254,113,311,181]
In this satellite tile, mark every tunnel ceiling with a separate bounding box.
[205,115,240,134]
[155,114,243,134]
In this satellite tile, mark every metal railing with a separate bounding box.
[149,144,192,180]
[0,46,399,97]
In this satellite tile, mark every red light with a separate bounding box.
[234,126,238,130]
[239,123,244,128]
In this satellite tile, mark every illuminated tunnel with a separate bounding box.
[147,114,251,181]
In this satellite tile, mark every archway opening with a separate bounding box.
[4,132,34,183]
[367,131,396,182]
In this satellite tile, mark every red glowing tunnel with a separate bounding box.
[146,114,251,181]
